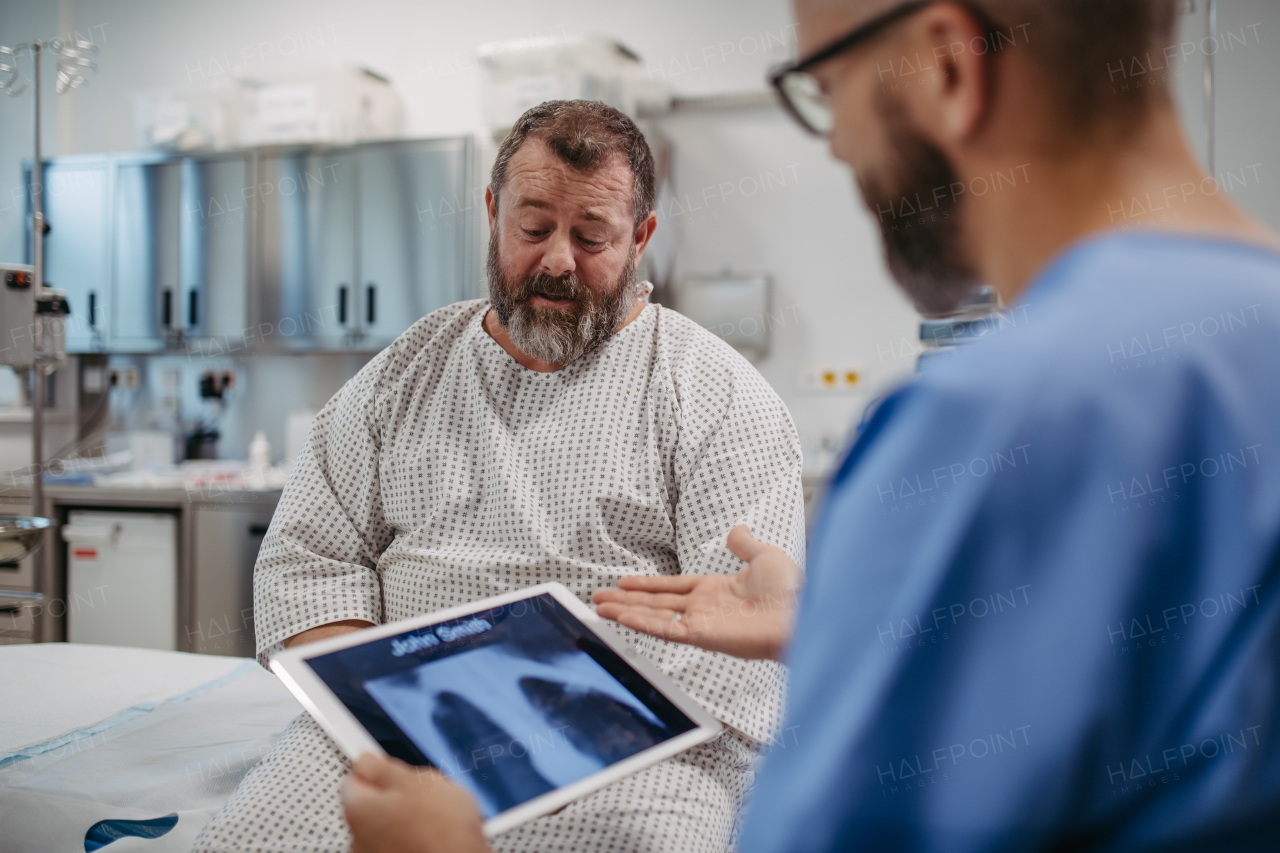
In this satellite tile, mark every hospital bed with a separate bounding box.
[0,643,301,852]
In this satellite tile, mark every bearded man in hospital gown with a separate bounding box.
[192,100,805,853]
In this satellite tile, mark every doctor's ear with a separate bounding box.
[898,3,994,148]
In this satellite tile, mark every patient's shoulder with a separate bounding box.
[653,304,788,416]
[391,300,487,362]
[334,301,486,417]
[370,300,487,382]
[655,304,752,373]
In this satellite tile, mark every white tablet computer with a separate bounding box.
[270,582,723,836]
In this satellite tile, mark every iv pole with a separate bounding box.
[31,41,45,523]
[0,37,98,520]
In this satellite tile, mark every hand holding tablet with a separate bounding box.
[343,754,488,853]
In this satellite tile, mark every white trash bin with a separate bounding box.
[63,511,178,650]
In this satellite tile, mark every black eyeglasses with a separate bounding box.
[769,0,935,135]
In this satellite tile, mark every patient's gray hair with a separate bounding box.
[489,100,656,229]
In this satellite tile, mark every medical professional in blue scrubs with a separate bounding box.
[342,1,1280,850]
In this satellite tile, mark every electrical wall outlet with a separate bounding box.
[801,365,863,391]
[107,367,139,389]
[199,369,235,399]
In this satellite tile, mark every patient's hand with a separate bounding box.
[593,525,803,662]
[343,753,490,853]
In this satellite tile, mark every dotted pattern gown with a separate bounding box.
[193,299,806,853]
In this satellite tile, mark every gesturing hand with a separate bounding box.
[343,753,490,853]
[593,525,803,662]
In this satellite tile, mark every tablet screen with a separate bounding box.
[305,593,699,817]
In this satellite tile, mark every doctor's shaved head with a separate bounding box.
[796,0,1181,137]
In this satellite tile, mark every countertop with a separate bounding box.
[0,484,283,508]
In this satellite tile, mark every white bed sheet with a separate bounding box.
[0,643,301,853]
[0,643,248,755]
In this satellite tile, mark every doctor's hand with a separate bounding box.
[343,753,490,853]
[593,525,803,662]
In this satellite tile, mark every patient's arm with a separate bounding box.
[594,525,803,662]
[253,344,408,665]
[344,753,489,853]
[283,619,377,648]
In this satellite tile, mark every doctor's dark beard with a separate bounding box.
[487,236,641,366]
[857,95,982,317]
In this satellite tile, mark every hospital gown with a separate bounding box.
[742,233,1280,852]
[193,299,805,853]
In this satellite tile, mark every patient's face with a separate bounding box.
[487,139,642,366]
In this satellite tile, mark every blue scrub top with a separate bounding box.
[742,233,1280,852]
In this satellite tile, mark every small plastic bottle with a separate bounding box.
[249,430,271,470]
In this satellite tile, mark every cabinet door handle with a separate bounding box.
[338,285,348,324]
[366,284,376,324]
[188,290,198,327]
[162,288,173,328]
[88,291,96,327]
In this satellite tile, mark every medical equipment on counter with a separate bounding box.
[0,263,70,489]
[916,285,1003,371]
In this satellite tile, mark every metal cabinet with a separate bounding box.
[357,139,469,346]
[181,153,251,345]
[188,503,274,657]
[27,156,111,350]
[32,137,475,354]
[252,138,472,349]
[35,153,252,352]
[252,148,357,348]
[112,155,182,350]
[114,153,252,351]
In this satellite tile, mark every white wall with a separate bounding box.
[0,0,59,263]
[19,0,800,145]
[1208,0,1280,230]
[654,106,917,470]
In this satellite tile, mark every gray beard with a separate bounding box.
[487,237,640,366]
